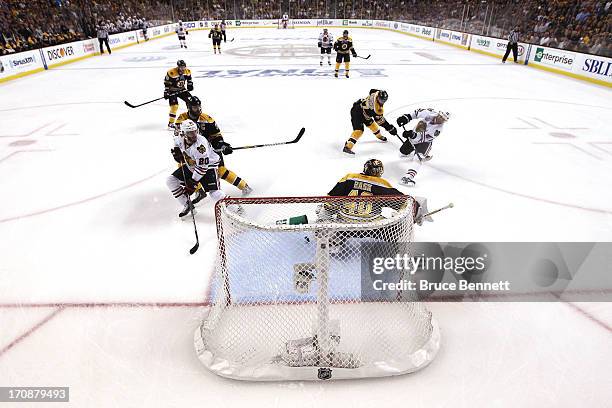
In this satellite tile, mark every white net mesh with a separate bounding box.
[195,196,440,380]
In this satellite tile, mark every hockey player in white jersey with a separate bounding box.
[281,13,289,28]
[176,21,188,48]
[166,120,227,217]
[318,29,334,66]
[396,109,450,186]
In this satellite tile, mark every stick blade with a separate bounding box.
[189,242,199,255]
[293,127,306,143]
[124,101,136,108]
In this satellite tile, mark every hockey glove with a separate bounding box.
[163,89,171,99]
[214,140,233,155]
[396,115,410,127]
[402,130,416,140]
[187,82,194,91]
[184,179,198,195]
[318,42,322,48]
[351,50,357,57]
[171,147,184,163]
[220,142,233,155]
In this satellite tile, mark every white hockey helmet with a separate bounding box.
[435,111,450,124]
[181,119,198,143]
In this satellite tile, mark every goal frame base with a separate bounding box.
[195,316,440,381]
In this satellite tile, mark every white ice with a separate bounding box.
[0,27,611,407]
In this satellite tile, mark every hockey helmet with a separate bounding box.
[363,159,384,177]
[181,119,198,144]
[188,96,202,116]
[376,90,389,105]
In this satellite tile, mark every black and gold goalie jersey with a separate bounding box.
[164,67,192,93]
[357,89,394,131]
[333,36,356,55]
[208,28,222,40]
[327,173,406,221]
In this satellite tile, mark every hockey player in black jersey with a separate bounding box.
[209,25,223,54]
[343,89,398,155]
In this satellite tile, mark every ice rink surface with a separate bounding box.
[1,27,611,407]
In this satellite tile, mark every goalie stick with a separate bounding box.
[416,203,454,225]
[124,91,182,109]
[233,127,305,151]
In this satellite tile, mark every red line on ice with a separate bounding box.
[0,307,64,357]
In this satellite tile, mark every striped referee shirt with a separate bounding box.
[97,27,109,39]
[508,30,519,44]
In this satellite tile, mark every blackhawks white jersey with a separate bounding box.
[282,14,289,21]
[318,32,334,48]
[404,108,448,144]
[174,134,220,182]
[176,25,187,37]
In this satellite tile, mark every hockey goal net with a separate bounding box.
[194,196,440,381]
[277,18,295,29]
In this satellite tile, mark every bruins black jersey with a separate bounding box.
[328,173,406,222]
[333,36,355,54]
[209,29,222,40]
[175,112,222,143]
[329,173,403,197]
[354,89,393,130]
[164,67,192,91]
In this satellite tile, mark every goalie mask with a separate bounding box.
[181,119,198,144]
[363,159,384,177]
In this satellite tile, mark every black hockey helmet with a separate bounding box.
[177,59,186,67]
[188,96,202,116]
[376,90,388,105]
[343,30,349,36]
[363,159,384,177]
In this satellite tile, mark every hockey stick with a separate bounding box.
[124,91,182,109]
[233,127,305,151]
[178,163,200,255]
[418,203,454,222]
[398,125,429,162]
[355,54,371,59]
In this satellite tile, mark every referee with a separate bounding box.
[502,26,520,63]
[97,22,111,55]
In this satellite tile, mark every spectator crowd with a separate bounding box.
[2,0,610,56]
